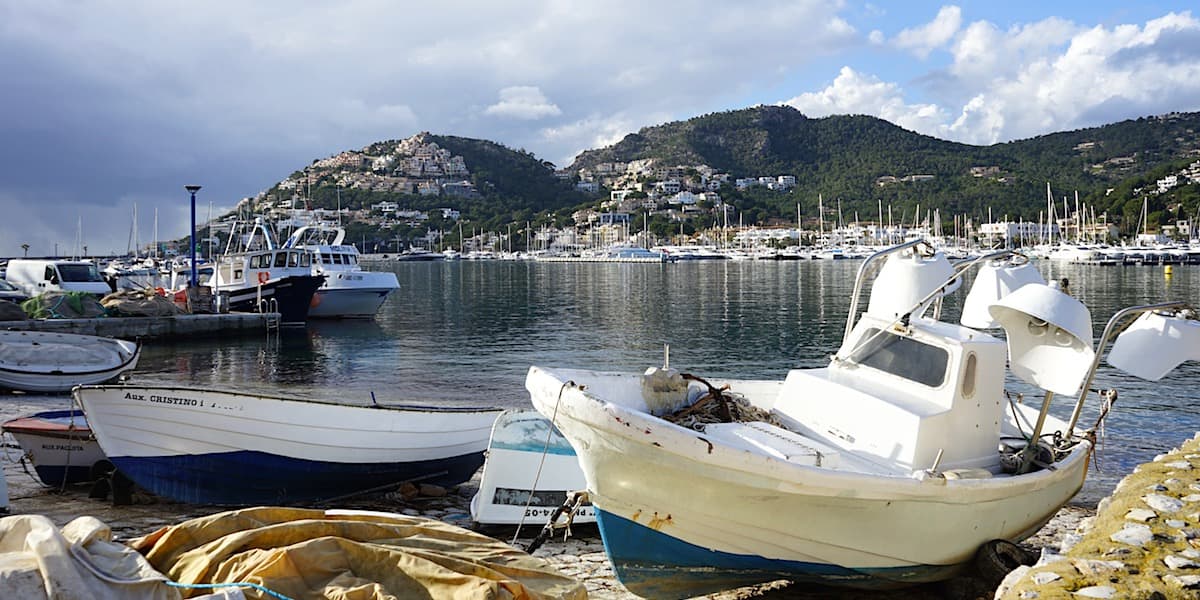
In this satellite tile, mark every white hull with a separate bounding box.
[527,366,1090,590]
[0,331,139,393]
[309,285,395,318]
[1,410,107,486]
[75,385,502,504]
[471,409,594,525]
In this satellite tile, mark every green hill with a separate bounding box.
[259,108,1200,250]
[569,106,1200,231]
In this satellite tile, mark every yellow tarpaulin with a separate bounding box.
[129,507,586,600]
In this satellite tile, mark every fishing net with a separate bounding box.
[20,292,107,319]
[101,288,184,317]
[662,375,782,430]
[0,300,26,321]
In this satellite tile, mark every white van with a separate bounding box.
[4,259,113,297]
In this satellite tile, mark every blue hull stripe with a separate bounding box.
[595,510,957,599]
[34,465,98,487]
[110,450,484,505]
[489,440,577,456]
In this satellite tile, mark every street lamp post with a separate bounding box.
[185,185,202,287]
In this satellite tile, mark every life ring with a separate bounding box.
[257,271,269,284]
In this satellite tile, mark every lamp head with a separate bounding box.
[185,185,202,194]
[988,283,1094,396]
[1108,309,1200,381]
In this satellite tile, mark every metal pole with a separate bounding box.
[185,185,201,287]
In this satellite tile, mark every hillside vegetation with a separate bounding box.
[263,106,1200,249]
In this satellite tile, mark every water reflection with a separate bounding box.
[58,260,1200,504]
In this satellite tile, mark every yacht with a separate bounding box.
[281,223,400,318]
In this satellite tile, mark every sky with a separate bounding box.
[2,1,1199,257]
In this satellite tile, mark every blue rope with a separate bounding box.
[165,581,296,600]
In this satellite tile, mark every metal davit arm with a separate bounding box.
[842,239,926,344]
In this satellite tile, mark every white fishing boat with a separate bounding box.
[281,223,400,318]
[471,409,594,525]
[527,239,1200,598]
[0,331,139,393]
[1,409,107,486]
[73,384,503,506]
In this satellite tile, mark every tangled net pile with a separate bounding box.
[662,374,782,430]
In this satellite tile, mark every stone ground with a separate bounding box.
[1,452,1096,600]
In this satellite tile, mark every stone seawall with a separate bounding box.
[998,433,1200,599]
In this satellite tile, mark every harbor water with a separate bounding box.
[4,259,1200,506]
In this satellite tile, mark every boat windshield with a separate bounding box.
[852,328,949,387]
[57,264,105,283]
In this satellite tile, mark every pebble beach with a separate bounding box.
[2,448,1096,600]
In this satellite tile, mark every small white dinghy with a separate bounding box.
[528,240,1200,598]
[0,331,139,393]
[471,409,594,525]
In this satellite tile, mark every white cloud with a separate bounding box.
[868,30,885,45]
[893,5,963,58]
[540,112,672,166]
[782,67,949,135]
[484,86,563,120]
[784,11,1200,146]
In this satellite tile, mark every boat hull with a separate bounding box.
[527,366,1091,597]
[2,410,107,486]
[470,409,594,525]
[221,275,324,324]
[0,331,140,393]
[74,385,501,505]
[308,286,395,318]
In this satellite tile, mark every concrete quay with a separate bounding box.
[999,433,1200,600]
[2,312,276,339]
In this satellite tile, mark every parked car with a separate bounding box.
[0,279,28,303]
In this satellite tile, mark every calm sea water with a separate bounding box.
[6,259,1200,505]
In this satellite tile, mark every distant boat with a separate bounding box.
[180,218,325,324]
[471,409,594,525]
[281,223,400,318]
[1,409,107,486]
[0,330,139,393]
[74,385,503,505]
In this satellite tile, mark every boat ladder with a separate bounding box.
[258,297,280,331]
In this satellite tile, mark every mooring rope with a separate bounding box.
[510,379,573,546]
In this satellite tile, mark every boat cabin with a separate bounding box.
[213,249,311,288]
[772,252,1010,475]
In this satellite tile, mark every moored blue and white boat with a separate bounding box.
[73,385,503,505]
[1,409,107,486]
[527,240,1200,598]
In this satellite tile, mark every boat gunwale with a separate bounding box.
[530,365,1093,502]
[75,384,503,415]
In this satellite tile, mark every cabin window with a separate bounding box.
[300,253,310,267]
[273,252,287,268]
[233,269,243,281]
[250,255,263,269]
[44,266,56,281]
[333,254,344,265]
[853,328,949,387]
[962,353,977,399]
[288,252,300,267]
[346,255,356,265]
